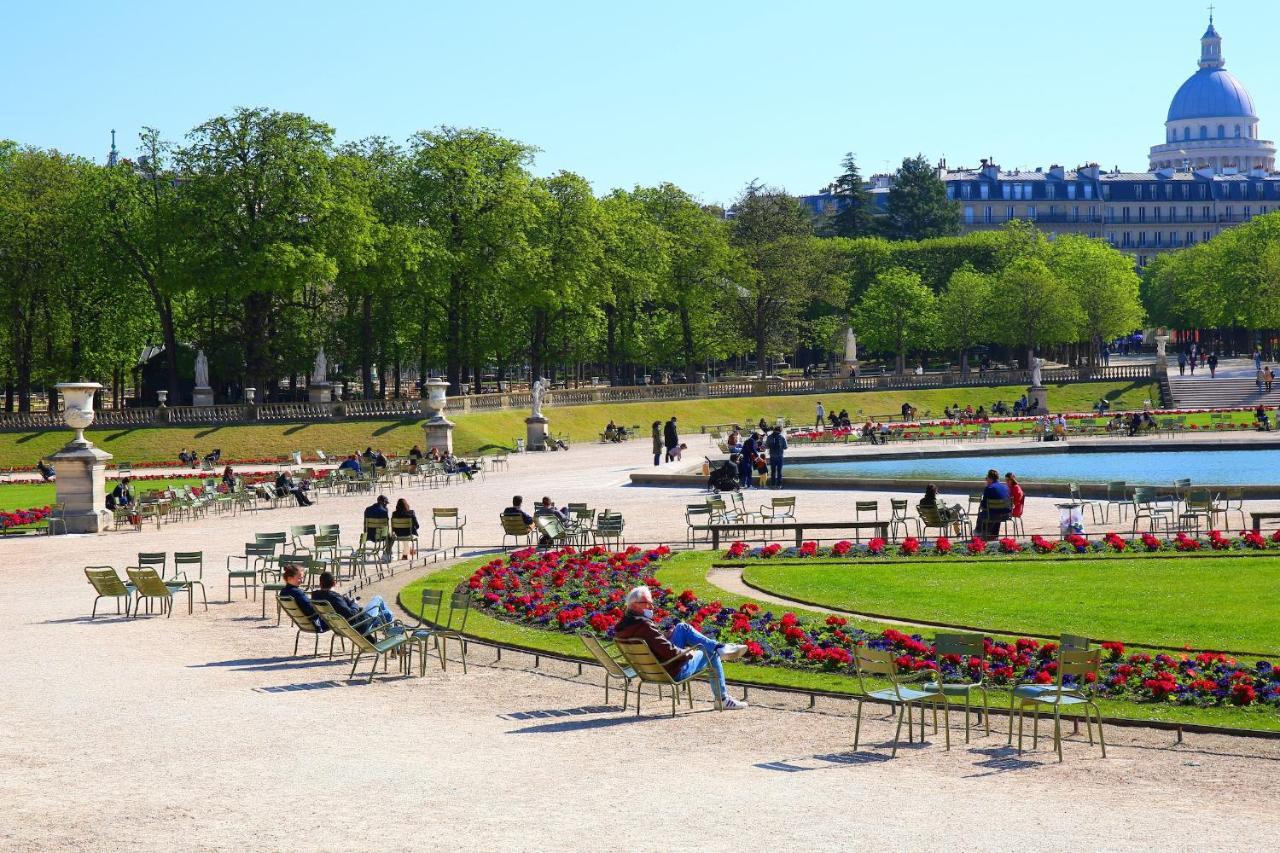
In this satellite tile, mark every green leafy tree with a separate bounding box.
[1047,235,1144,364]
[852,267,938,373]
[988,257,1082,369]
[884,154,960,241]
[937,265,993,374]
[597,189,668,385]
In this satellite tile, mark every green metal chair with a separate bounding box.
[85,566,133,618]
[404,588,445,677]
[853,645,949,757]
[312,600,409,683]
[1104,481,1129,522]
[593,512,625,550]
[279,595,336,658]
[173,551,203,581]
[535,514,573,549]
[430,507,465,549]
[888,498,921,540]
[854,501,879,541]
[1131,487,1174,535]
[391,515,420,560]
[579,633,637,709]
[226,543,274,601]
[919,632,990,743]
[1007,633,1089,743]
[125,567,176,618]
[1016,648,1107,762]
[289,524,318,552]
[614,638,711,716]
[500,513,534,550]
[137,552,167,579]
[434,590,472,673]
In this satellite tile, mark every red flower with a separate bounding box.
[798,540,818,557]
[866,537,886,555]
[966,536,987,555]
[726,541,748,558]
[899,537,920,556]
[935,536,952,554]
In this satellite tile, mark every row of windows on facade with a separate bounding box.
[949,180,1277,202]
[1165,123,1257,142]
[960,204,1268,223]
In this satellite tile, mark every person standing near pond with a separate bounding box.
[764,425,788,488]
[651,421,663,467]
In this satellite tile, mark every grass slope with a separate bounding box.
[0,476,217,512]
[741,556,1280,655]
[398,552,1280,730]
[0,379,1154,469]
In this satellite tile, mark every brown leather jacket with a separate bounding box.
[614,612,691,677]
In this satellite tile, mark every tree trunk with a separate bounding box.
[445,272,463,391]
[360,292,374,399]
[678,301,696,382]
[604,303,619,385]
[242,291,272,397]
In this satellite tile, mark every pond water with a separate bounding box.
[787,448,1280,485]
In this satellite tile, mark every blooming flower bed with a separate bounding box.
[724,529,1280,560]
[0,505,51,531]
[466,546,1280,709]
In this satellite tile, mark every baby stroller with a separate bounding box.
[706,455,741,493]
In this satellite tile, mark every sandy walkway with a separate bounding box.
[1,437,1277,851]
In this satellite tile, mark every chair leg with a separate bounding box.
[349,651,363,680]
[892,704,905,758]
[1053,706,1064,762]
[853,699,864,751]
[1017,704,1025,754]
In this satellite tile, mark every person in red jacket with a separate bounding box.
[1004,471,1025,519]
[613,585,749,711]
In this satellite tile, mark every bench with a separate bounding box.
[691,520,892,549]
[1250,511,1280,532]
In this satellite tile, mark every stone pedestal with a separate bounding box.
[193,386,214,407]
[308,383,332,403]
[526,416,550,451]
[424,418,455,455]
[50,442,112,534]
[1026,385,1050,416]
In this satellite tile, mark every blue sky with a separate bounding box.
[5,0,1274,204]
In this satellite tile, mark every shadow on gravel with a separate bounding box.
[506,714,673,734]
[500,705,620,720]
[963,745,1043,777]
[754,750,894,772]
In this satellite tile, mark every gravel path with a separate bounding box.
[1,436,1277,851]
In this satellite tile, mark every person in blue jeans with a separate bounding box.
[765,425,788,488]
[613,585,748,711]
[309,570,396,634]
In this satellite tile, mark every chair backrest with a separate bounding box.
[614,639,675,685]
[125,567,169,597]
[771,496,796,515]
[1133,486,1158,505]
[706,497,726,512]
[174,551,203,578]
[500,513,532,535]
[596,514,624,535]
[1060,633,1090,651]
[137,552,167,574]
[318,523,341,539]
[363,518,389,542]
[433,507,459,522]
[685,504,711,524]
[279,596,322,634]
[1055,648,1102,688]
[391,516,416,538]
[579,633,630,678]
[444,590,471,632]
[311,601,375,651]
[1186,490,1213,510]
[290,524,317,547]
[917,503,946,528]
[889,498,909,515]
[313,533,339,550]
[418,588,444,624]
[1173,478,1192,495]
[985,498,1011,513]
[854,500,878,516]
[934,632,986,683]
[256,532,288,553]
[565,502,588,514]
[1107,481,1127,501]
[853,646,913,700]
[535,514,565,541]
[85,567,129,597]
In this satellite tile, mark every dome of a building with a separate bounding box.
[1167,68,1256,121]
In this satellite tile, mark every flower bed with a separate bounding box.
[0,505,51,531]
[724,529,1280,560]
[466,547,1280,709]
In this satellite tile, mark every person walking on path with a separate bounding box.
[739,431,759,489]
[1257,366,1266,392]
[663,416,679,462]
[1256,348,1264,372]
[764,425,788,488]
[650,421,662,467]
[815,400,825,431]
[1267,366,1275,394]
[1208,352,1218,378]
[1177,351,1187,375]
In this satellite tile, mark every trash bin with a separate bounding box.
[1056,502,1084,536]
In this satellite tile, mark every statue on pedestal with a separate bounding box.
[311,348,328,385]
[530,377,545,419]
[194,350,209,388]
[1029,356,1045,387]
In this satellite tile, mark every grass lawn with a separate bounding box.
[741,555,1280,655]
[0,476,217,512]
[398,552,1280,731]
[0,380,1153,468]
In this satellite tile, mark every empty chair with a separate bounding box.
[136,552,167,579]
[1007,633,1089,743]
[853,646,949,757]
[854,501,879,541]
[889,498,921,540]
[173,551,203,581]
[758,496,796,522]
[85,567,133,618]
[1016,648,1107,762]
[1131,487,1174,535]
[1104,481,1129,522]
[685,504,713,546]
[919,632,990,743]
[594,513,625,550]
[431,508,466,549]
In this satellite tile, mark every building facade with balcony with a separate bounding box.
[800,16,1277,267]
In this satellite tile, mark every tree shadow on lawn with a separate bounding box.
[194,426,224,440]
[282,423,312,436]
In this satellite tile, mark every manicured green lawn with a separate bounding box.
[398,552,1280,731]
[741,555,1280,655]
[0,476,214,512]
[0,380,1151,467]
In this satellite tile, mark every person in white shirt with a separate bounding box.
[815,401,825,430]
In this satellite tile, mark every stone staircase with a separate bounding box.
[1167,375,1280,408]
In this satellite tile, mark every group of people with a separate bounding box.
[280,564,397,637]
[815,402,853,430]
[652,417,686,464]
[1176,347,1219,377]
[919,469,1025,541]
[1257,366,1275,393]
[176,448,220,468]
[602,420,629,442]
[723,424,789,488]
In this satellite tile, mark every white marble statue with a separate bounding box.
[194,349,209,388]
[530,377,545,419]
[1029,356,1045,388]
[1155,336,1168,357]
[311,348,327,385]
[843,328,858,364]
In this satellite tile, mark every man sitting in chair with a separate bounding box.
[309,571,395,634]
[503,495,533,526]
[614,585,750,711]
[975,468,1011,541]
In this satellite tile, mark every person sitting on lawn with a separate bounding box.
[309,570,395,634]
[36,459,55,482]
[107,477,133,510]
[614,585,749,711]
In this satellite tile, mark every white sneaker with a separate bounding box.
[721,696,748,711]
[719,643,748,661]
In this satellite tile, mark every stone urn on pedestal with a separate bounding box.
[49,383,112,534]
[422,378,455,455]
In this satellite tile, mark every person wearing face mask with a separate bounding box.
[613,585,749,711]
